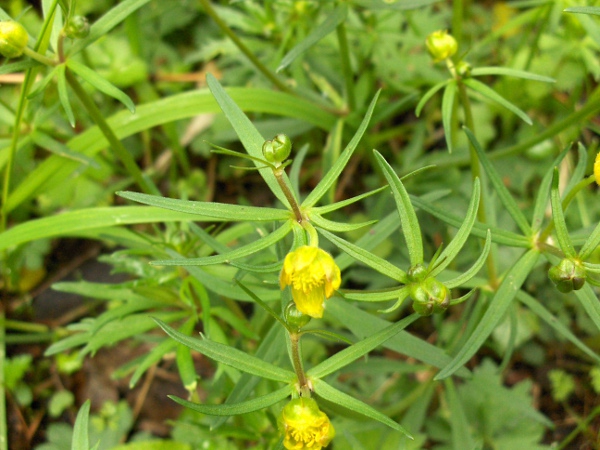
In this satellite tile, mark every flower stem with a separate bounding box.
[274,168,303,223]
[198,0,291,93]
[65,69,159,195]
[290,331,308,390]
[21,46,58,67]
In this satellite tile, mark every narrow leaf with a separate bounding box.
[441,81,457,153]
[579,219,600,260]
[444,379,476,450]
[154,318,295,382]
[550,168,576,258]
[313,379,413,438]
[464,127,533,237]
[151,222,292,266]
[67,60,135,113]
[310,214,377,233]
[435,249,540,380]
[573,284,600,332]
[57,65,76,127]
[72,399,91,450]
[415,79,450,117]
[463,78,532,125]
[446,230,492,289]
[471,67,555,83]
[308,314,419,379]
[564,6,600,15]
[117,191,290,221]
[277,4,347,72]
[302,91,380,208]
[311,186,388,214]
[319,228,408,283]
[429,178,480,277]
[170,385,291,416]
[374,151,423,266]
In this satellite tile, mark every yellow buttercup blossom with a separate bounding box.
[279,397,335,449]
[594,150,600,186]
[280,246,341,319]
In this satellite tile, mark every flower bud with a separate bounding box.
[0,21,28,59]
[456,60,472,77]
[548,258,586,293]
[594,150,600,187]
[407,263,428,283]
[410,277,450,316]
[279,397,335,449]
[426,30,458,62]
[65,16,90,39]
[263,133,292,165]
[284,301,311,331]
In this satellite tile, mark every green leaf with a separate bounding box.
[429,178,480,277]
[565,143,588,195]
[435,249,540,380]
[6,87,335,213]
[117,191,290,221]
[445,230,491,289]
[564,6,600,16]
[319,228,408,283]
[31,130,100,167]
[234,281,288,331]
[444,379,476,450]
[169,385,291,416]
[352,0,440,10]
[154,318,295,383]
[470,67,555,83]
[66,60,135,113]
[341,286,409,302]
[0,60,41,75]
[277,4,347,72]
[517,291,600,364]
[415,79,450,117]
[27,66,58,98]
[0,206,203,252]
[308,314,419,379]
[580,220,600,260]
[531,144,571,232]
[410,194,530,247]
[550,168,576,258]
[57,65,76,127]
[71,399,91,450]
[464,127,533,237]
[311,186,388,214]
[302,91,380,208]
[310,214,377,233]
[151,222,292,266]
[129,338,177,388]
[206,74,290,207]
[374,150,423,266]
[463,78,532,125]
[441,81,457,153]
[312,379,412,438]
[69,0,153,56]
[326,298,470,377]
[573,284,600,332]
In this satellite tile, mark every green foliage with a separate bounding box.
[1,1,600,449]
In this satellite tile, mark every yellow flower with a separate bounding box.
[425,30,458,62]
[595,150,600,186]
[280,246,341,319]
[279,397,335,449]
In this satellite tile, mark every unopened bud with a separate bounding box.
[0,21,28,58]
[263,133,292,165]
[284,302,311,331]
[65,16,90,39]
[426,30,458,62]
[548,258,586,293]
[410,277,450,316]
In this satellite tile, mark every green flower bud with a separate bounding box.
[0,21,28,59]
[407,263,428,283]
[65,16,90,39]
[548,258,586,293]
[426,30,458,62]
[456,60,472,78]
[284,301,311,331]
[410,277,450,316]
[263,133,292,165]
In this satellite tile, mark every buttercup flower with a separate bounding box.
[0,21,28,58]
[279,397,335,449]
[280,246,341,318]
[426,30,458,62]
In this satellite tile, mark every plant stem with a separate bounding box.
[198,0,291,93]
[290,331,308,390]
[336,22,355,111]
[21,46,58,67]
[274,168,303,223]
[65,69,159,195]
[0,312,6,450]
